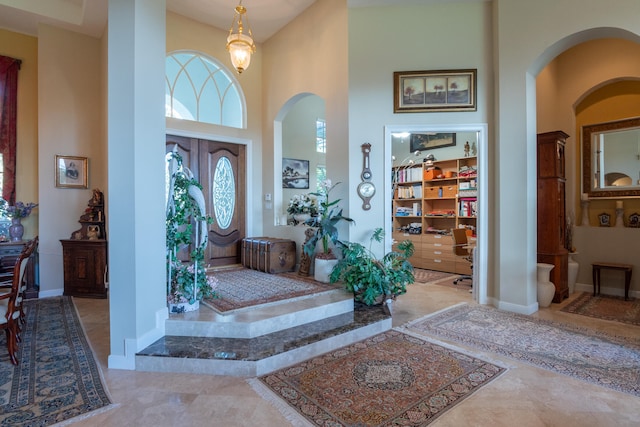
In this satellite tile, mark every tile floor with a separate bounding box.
[71,281,640,427]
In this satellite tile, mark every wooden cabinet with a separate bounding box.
[537,131,569,303]
[392,156,477,273]
[61,239,108,298]
[0,241,39,298]
[61,189,108,298]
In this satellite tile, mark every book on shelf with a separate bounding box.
[394,166,423,183]
[396,184,422,199]
[459,197,477,217]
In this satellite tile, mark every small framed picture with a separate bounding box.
[282,158,309,189]
[409,132,456,152]
[597,212,611,227]
[55,155,88,188]
[628,213,640,228]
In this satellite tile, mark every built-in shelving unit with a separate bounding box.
[392,156,477,274]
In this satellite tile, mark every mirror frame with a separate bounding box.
[582,116,640,198]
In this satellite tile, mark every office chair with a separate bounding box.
[451,228,473,285]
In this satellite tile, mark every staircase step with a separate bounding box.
[136,305,391,377]
[165,289,353,338]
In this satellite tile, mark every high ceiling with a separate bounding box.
[0,0,317,42]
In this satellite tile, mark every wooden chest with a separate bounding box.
[241,237,296,273]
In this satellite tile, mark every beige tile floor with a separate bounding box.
[72,281,640,427]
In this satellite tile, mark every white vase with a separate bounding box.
[314,258,338,283]
[536,263,556,308]
[169,300,199,314]
[568,254,579,295]
[293,213,311,223]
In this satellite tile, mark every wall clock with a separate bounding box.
[357,143,375,210]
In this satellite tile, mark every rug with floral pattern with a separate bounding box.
[203,268,337,313]
[561,292,640,326]
[402,303,640,397]
[251,330,505,426]
[0,297,113,426]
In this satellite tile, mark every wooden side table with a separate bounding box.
[591,262,632,301]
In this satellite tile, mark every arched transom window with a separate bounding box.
[165,51,245,128]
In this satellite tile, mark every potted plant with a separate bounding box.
[166,152,218,313]
[303,180,354,282]
[0,200,38,242]
[329,227,415,313]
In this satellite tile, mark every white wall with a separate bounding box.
[348,2,493,259]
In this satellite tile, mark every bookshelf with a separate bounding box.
[392,156,477,274]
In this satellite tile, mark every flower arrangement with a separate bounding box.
[303,179,354,258]
[0,200,38,219]
[166,152,217,306]
[286,194,317,216]
[168,260,219,304]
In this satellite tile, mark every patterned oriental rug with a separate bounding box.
[250,330,505,426]
[202,268,336,313]
[561,292,640,326]
[0,297,113,426]
[402,303,640,397]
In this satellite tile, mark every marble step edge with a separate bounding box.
[165,290,355,339]
[135,316,392,377]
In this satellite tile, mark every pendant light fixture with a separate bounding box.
[226,0,256,74]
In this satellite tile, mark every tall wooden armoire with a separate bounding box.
[537,131,569,303]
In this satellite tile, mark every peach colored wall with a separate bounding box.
[37,24,105,296]
[0,29,39,236]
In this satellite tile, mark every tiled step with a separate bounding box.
[164,288,353,338]
[136,304,391,377]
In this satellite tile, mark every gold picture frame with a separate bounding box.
[394,69,477,113]
[55,155,88,189]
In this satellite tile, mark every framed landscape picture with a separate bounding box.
[410,133,457,152]
[394,69,477,113]
[282,158,310,189]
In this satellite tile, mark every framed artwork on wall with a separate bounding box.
[409,133,456,152]
[394,69,477,113]
[282,158,309,189]
[55,155,88,189]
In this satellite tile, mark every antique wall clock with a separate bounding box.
[357,143,376,210]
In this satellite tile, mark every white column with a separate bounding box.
[107,0,167,369]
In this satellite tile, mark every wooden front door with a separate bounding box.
[166,135,246,267]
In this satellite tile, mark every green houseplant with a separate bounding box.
[302,180,354,282]
[329,228,415,309]
[166,152,218,312]
[303,180,353,258]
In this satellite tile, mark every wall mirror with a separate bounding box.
[583,117,640,198]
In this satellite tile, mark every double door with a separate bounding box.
[166,135,246,267]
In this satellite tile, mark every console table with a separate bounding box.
[0,240,39,299]
[592,262,632,301]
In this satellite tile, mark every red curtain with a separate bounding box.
[0,55,21,205]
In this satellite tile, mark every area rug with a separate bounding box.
[0,296,113,426]
[561,292,640,326]
[413,268,458,285]
[202,268,337,313]
[250,330,505,426]
[402,303,640,397]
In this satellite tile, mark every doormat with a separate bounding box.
[0,297,114,426]
[202,268,337,313]
[561,292,640,326]
[402,303,640,397]
[250,330,505,426]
